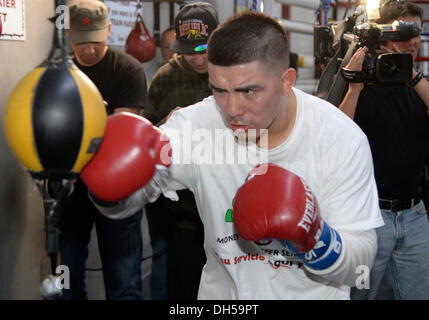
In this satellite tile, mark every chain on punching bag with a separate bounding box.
[3,0,107,299]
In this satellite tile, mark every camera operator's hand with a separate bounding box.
[344,47,368,92]
[338,47,368,119]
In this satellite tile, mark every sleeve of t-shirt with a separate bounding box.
[92,100,201,220]
[305,124,383,286]
[319,132,384,232]
[112,60,147,110]
[159,106,199,193]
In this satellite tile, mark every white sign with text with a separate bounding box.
[104,0,139,47]
[0,0,25,41]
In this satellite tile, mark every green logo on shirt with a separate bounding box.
[225,209,233,223]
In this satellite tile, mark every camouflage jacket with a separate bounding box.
[143,53,212,125]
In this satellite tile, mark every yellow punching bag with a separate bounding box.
[2,0,108,299]
[4,63,106,178]
[4,0,106,179]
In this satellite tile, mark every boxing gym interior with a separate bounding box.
[0,0,428,301]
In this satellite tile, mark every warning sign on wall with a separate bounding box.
[0,0,25,41]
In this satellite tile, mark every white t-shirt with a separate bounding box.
[97,87,384,299]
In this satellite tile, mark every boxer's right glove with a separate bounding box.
[81,112,171,202]
[233,163,343,270]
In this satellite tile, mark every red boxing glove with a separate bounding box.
[233,164,342,270]
[233,163,322,252]
[81,112,171,202]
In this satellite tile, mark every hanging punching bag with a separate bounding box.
[3,0,108,300]
[126,14,156,63]
[4,64,106,179]
[3,8,107,179]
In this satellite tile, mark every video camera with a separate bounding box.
[347,20,420,84]
[314,9,420,85]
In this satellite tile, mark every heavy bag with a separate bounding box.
[4,63,107,179]
[0,16,3,36]
[126,14,156,63]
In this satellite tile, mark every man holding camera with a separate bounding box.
[339,0,429,299]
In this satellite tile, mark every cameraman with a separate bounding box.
[339,0,429,300]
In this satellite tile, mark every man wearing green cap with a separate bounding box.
[58,0,147,300]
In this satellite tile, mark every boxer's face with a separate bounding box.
[208,60,296,144]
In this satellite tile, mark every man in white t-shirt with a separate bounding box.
[81,11,384,299]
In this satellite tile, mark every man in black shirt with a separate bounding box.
[339,0,429,299]
[59,0,147,300]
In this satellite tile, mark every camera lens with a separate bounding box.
[376,53,412,84]
[380,57,399,75]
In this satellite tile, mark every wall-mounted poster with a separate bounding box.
[0,0,25,41]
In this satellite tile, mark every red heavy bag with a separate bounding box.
[126,14,156,63]
[0,17,3,36]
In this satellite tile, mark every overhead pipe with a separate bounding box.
[277,18,314,34]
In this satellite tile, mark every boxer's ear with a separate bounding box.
[281,68,296,96]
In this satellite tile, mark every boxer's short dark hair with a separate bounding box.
[208,12,290,70]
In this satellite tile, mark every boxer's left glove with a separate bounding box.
[233,163,342,270]
[81,112,171,203]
